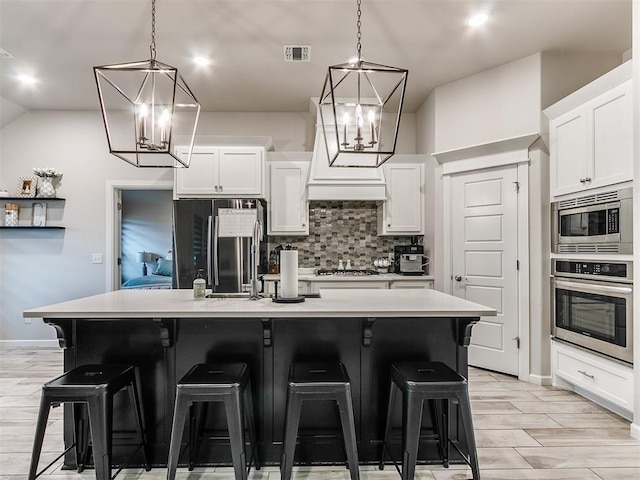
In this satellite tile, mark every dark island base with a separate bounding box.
[50,316,476,468]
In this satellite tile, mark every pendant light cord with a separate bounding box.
[150,0,157,61]
[356,0,362,62]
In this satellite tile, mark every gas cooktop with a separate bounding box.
[315,269,380,276]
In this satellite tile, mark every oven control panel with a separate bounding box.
[554,260,632,282]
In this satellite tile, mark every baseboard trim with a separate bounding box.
[528,374,552,386]
[0,340,59,349]
[631,423,640,440]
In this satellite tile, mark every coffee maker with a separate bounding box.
[394,245,425,275]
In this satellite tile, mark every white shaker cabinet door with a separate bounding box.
[550,108,588,197]
[378,163,423,235]
[268,161,309,235]
[174,146,219,196]
[217,146,264,196]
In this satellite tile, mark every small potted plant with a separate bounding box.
[33,168,63,198]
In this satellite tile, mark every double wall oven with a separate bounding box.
[551,187,633,364]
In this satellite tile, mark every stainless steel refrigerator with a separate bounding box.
[172,199,267,292]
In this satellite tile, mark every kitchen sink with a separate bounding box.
[205,292,251,299]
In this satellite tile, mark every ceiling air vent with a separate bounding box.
[284,45,310,62]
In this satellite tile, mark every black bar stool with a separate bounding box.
[379,362,480,480]
[28,364,150,480]
[281,362,359,480]
[167,363,260,480]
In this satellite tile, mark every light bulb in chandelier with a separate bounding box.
[340,104,378,152]
[136,103,172,151]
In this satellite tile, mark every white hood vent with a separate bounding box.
[307,123,386,201]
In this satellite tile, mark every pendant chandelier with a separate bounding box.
[94,0,200,168]
[319,0,408,168]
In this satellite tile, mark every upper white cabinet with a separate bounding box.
[268,161,309,235]
[548,72,632,198]
[174,145,265,198]
[378,163,424,235]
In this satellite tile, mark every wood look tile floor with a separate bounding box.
[2,347,640,480]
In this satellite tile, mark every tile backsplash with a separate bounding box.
[269,201,419,270]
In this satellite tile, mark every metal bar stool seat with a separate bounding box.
[28,364,151,480]
[281,362,359,480]
[379,361,480,480]
[166,363,260,480]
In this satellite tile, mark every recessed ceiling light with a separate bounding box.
[17,74,38,85]
[467,10,491,27]
[193,56,211,67]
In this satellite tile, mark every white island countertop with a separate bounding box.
[24,288,495,319]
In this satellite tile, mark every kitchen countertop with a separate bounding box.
[24,288,494,319]
[263,273,434,282]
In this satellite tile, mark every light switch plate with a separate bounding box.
[92,253,103,264]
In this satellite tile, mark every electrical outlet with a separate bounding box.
[92,253,103,264]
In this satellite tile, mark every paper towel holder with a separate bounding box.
[272,281,305,303]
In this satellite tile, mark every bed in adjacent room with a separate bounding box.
[121,251,173,290]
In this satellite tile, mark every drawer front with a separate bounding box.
[553,343,633,410]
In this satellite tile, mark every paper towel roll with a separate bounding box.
[280,250,299,299]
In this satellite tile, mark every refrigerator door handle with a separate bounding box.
[207,215,213,285]
[213,216,220,286]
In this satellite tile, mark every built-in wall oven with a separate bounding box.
[551,259,633,364]
[552,187,632,254]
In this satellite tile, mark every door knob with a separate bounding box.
[454,275,463,282]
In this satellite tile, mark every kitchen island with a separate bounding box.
[24,288,495,469]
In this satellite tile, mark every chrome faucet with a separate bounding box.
[249,220,262,300]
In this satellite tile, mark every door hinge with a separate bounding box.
[117,202,122,211]
[513,336,520,348]
[516,260,520,270]
[513,181,520,193]
[117,257,122,266]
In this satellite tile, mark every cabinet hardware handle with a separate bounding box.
[214,185,218,192]
[219,185,223,192]
[578,370,595,379]
[579,178,585,184]
[584,177,592,183]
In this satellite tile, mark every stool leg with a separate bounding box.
[224,391,247,480]
[244,379,261,470]
[336,387,360,480]
[430,399,448,468]
[167,391,191,480]
[457,391,481,480]
[280,389,302,480]
[28,396,51,480]
[73,403,91,472]
[189,402,207,471]
[401,391,423,480]
[379,381,398,470]
[128,375,151,471]
[87,394,113,480]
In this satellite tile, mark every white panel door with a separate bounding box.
[450,165,519,375]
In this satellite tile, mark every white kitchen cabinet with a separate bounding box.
[549,80,632,198]
[174,146,265,198]
[308,281,388,294]
[377,163,423,235]
[268,161,309,235]
[389,279,433,289]
[551,340,633,420]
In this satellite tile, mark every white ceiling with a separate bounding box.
[0,0,632,113]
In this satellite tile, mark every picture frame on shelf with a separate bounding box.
[17,177,37,198]
[32,202,47,227]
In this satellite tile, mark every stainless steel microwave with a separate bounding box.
[552,187,632,254]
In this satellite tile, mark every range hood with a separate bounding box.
[307,103,386,201]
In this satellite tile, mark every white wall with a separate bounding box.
[632,0,639,439]
[434,54,542,153]
[0,109,416,343]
